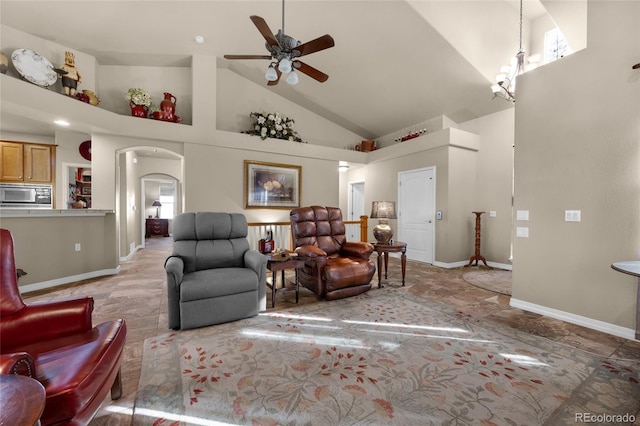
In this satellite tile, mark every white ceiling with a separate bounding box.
[0,0,575,140]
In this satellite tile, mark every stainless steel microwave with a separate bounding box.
[0,183,53,209]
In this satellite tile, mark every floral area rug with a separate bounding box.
[463,270,512,296]
[134,287,639,425]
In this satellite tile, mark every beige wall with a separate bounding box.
[216,68,364,149]
[513,0,639,335]
[1,213,117,288]
[338,128,503,266]
[184,143,338,223]
[459,108,515,264]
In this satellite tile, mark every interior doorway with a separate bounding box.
[347,181,365,241]
[398,167,435,263]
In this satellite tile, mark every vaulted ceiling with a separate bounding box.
[0,0,584,139]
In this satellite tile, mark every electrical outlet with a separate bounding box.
[75,243,81,251]
[565,210,581,222]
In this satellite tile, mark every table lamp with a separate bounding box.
[152,200,162,218]
[370,201,397,244]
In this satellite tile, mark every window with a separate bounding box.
[159,185,175,219]
[544,28,573,64]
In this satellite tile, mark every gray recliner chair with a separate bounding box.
[164,212,267,330]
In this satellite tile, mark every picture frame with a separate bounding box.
[81,185,92,196]
[245,160,301,209]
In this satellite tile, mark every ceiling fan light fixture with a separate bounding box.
[265,65,278,81]
[278,57,292,73]
[286,70,299,85]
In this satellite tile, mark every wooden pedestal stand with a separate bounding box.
[465,211,492,269]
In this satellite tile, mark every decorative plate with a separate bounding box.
[11,48,58,87]
[79,140,91,161]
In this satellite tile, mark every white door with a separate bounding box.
[398,167,435,263]
[348,181,365,241]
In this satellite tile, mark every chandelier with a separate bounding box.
[491,0,540,102]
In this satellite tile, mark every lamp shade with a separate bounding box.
[286,70,299,85]
[370,201,397,219]
[278,57,292,73]
[152,200,162,207]
[265,66,278,81]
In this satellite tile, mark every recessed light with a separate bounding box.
[54,120,70,126]
[194,35,205,44]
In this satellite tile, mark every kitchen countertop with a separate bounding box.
[0,209,114,218]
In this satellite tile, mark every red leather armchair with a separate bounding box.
[290,206,375,300]
[0,229,127,426]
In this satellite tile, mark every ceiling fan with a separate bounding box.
[224,0,334,86]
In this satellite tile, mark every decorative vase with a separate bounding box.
[361,140,375,152]
[83,89,100,106]
[160,92,176,116]
[130,103,148,118]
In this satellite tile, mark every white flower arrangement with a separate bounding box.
[244,111,305,143]
[124,88,152,107]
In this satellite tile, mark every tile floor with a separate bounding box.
[23,237,640,425]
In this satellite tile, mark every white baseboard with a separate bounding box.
[432,260,513,270]
[19,266,121,294]
[119,243,143,262]
[510,298,639,342]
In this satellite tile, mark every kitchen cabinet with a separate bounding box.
[0,141,56,184]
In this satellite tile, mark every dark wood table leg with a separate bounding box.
[401,250,406,286]
[377,252,383,288]
[384,252,390,279]
[271,270,277,308]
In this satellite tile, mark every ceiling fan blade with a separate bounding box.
[293,61,329,82]
[250,15,280,49]
[267,69,282,86]
[224,54,272,60]
[292,34,335,58]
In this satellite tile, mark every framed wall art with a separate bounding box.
[245,160,301,209]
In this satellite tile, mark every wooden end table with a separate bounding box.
[266,253,306,308]
[611,261,640,340]
[372,241,407,288]
[0,374,46,426]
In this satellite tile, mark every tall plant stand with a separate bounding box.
[465,211,492,269]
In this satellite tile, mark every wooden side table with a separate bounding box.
[266,254,306,308]
[0,374,46,426]
[611,261,640,340]
[372,241,407,288]
[145,218,169,237]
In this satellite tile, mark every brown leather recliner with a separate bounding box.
[0,228,127,426]
[290,206,375,300]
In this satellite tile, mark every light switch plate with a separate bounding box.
[516,210,529,221]
[516,227,529,238]
[436,210,442,220]
[489,211,496,217]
